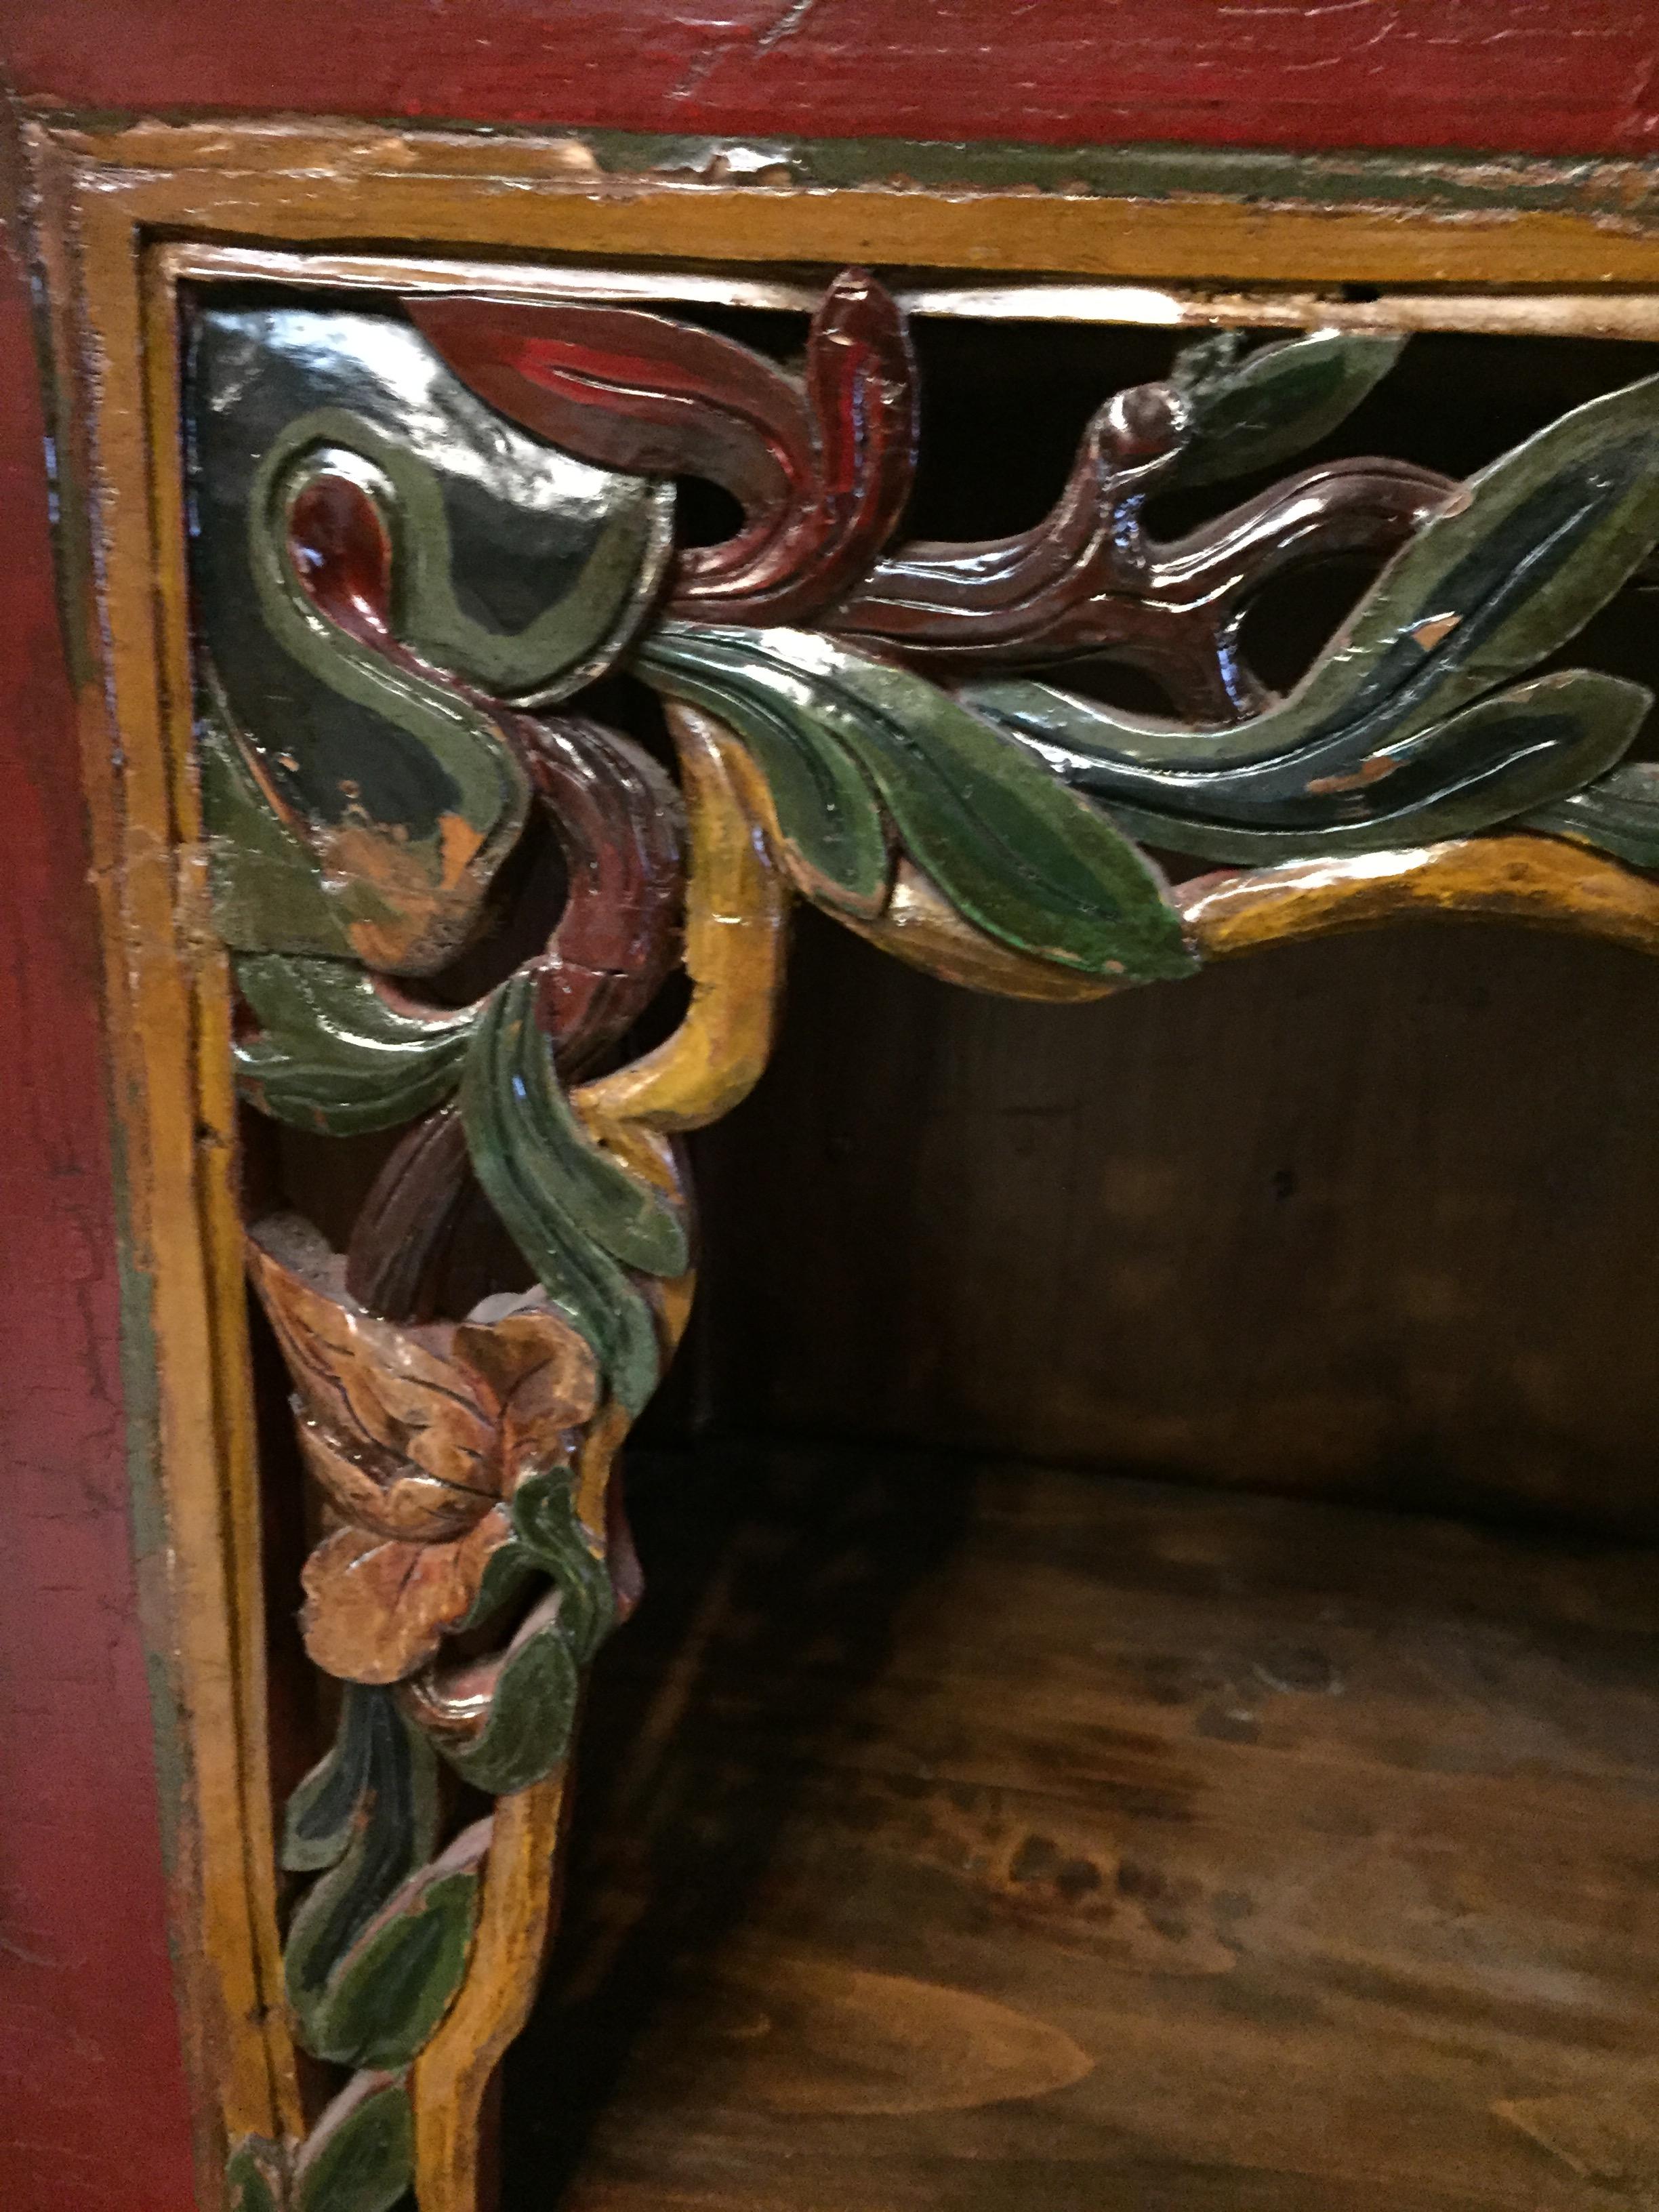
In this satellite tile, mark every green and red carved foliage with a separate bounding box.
[197,259,1659,1829]
[834,331,1449,720]
[193,268,1659,2210]
[965,366,1659,859]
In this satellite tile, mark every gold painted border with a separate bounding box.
[22,110,1659,2207]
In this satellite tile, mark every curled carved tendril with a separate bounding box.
[409,268,917,627]
[834,375,1454,722]
[285,466,688,1328]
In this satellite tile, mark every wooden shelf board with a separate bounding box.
[506,1444,1659,2211]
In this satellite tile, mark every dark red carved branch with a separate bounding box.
[289,472,687,1322]
[408,269,916,626]
[344,1107,472,1319]
[835,387,1453,722]
[340,714,686,1326]
[502,709,685,1073]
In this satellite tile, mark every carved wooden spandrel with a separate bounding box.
[179,268,1659,2212]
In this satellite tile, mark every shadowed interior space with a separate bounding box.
[501,903,1659,2212]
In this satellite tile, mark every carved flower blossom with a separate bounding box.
[247,1214,598,1685]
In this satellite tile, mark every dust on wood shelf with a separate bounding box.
[504,1442,1659,2211]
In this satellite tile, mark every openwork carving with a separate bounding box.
[190,272,1659,2208]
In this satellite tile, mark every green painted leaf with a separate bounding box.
[283,1683,411,1875]
[293,2078,413,2212]
[966,369,1659,857]
[1284,367,1659,749]
[283,1690,440,2062]
[636,627,890,914]
[1081,671,1650,863]
[299,1828,486,2071]
[637,623,1195,982]
[457,1534,538,1633]
[226,2137,287,2212]
[431,1475,615,1797]
[1172,329,1406,489]
[234,955,476,1135]
[460,972,687,1412]
[512,1469,615,1666]
[438,1589,582,1795]
[1526,760,1659,869]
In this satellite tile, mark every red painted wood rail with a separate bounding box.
[0,217,199,2212]
[4,0,1656,161]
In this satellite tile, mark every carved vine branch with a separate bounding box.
[193,276,1659,2209]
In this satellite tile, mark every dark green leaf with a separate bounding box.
[199,705,355,960]
[234,956,476,1135]
[997,671,1650,863]
[457,1536,537,1633]
[638,623,1195,982]
[1172,329,1406,489]
[512,1469,615,1666]
[1527,760,1659,869]
[293,2078,413,2212]
[298,1831,485,2071]
[460,973,687,1412]
[283,1691,438,2059]
[966,369,1659,857]
[636,628,890,914]
[282,1683,405,1875]
[438,1589,583,1795]
[226,2137,287,2212]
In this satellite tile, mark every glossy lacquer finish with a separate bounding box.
[190,274,1659,2211]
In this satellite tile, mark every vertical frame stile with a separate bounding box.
[138,239,306,2165]
[27,135,302,2201]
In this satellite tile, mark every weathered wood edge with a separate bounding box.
[22,113,1659,288]
[24,105,1659,232]
[15,121,302,2201]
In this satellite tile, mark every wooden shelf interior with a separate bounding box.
[505,1441,1659,2211]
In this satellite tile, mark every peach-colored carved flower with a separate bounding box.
[246,1213,598,1685]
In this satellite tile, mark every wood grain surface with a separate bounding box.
[5,1,1658,161]
[512,1439,1659,2212]
[686,903,1659,1534]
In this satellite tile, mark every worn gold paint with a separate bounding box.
[437,808,485,884]
[411,1380,659,2212]
[575,705,788,1134]
[409,1775,567,2212]
[326,817,489,971]
[31,117,1659,287]
[571,1398,634,1547]
[1180,835,1659,960]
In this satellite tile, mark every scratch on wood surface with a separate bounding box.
[758,0,821,52]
